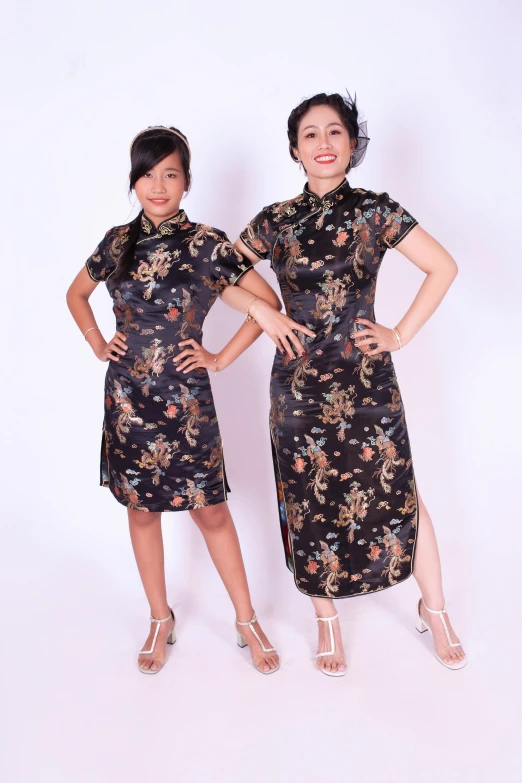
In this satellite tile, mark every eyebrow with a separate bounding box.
[301,122,344,131]
[162,167,180,172]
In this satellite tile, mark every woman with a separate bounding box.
[66,125,312,675]
[235,93,467,676]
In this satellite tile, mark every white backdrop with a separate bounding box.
[2,2,520,782]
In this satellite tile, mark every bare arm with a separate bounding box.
[393,226,458,343]
[353,225,458,356]
[231,242,316,356]
[175,266,313,372]
[66,267,128,362]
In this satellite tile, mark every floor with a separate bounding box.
[1,514,518,783]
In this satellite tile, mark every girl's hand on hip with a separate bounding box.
[94,331,128,362]
[249,299,316,359]
[351,319,402,356]
[173,340,217,374]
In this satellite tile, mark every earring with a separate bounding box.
[349,154,355,168]
[298,159,303,171]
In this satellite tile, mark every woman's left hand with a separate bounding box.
[350,318,402,356]
[173,339,219,374]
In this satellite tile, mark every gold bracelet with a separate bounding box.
[213,356,221,376]
[84,326,100,340]
[392,327,402,350]
[245,296,259,324]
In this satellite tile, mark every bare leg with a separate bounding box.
[190,502,279,673]
[128,509,175,672]
[310,596,346,674]
[413,491,466,665]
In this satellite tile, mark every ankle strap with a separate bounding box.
[421,598,445,615]
[316,613,339,622]
[149,612,172,624]
[236,612,257,626]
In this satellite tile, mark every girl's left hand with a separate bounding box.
[173,339,219,374]
[350,318,402,356]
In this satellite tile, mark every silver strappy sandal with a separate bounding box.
[415,598,467,670]
[138,608,176,675]
[236,612,280,675]
[316,614,347,677]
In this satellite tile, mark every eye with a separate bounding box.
[305,132,316,139]
[143,172,152,178]
[166,173,177,178]
[330,129,341,135]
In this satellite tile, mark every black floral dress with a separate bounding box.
[86,210,253,512]
[240,179,419,598]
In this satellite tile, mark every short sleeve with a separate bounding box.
[210,233,254,291]
[85,229,117,282]
[239,208,278,261]
[375,193,418,250]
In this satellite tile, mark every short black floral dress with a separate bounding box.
[240,179,419,598]
[86,210,253,512]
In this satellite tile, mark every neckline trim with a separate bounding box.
[140,209,188,236]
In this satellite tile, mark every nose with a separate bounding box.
[317,131,332,149]
[151,178,167,194]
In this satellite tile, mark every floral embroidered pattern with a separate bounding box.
[86,210,252,512]
[241,181,419,597]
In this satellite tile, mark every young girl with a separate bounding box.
[234,93,467,676]
[66,125,312,675]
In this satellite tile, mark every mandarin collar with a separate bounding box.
[303,178,352,209]
[140,209,188,236]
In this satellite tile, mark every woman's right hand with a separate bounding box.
[92,330,128,362]
[249,299,315,358]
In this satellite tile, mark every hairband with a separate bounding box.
[129,126,191,161]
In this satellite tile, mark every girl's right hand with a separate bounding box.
[93,331,128,362]
[249,300,315,358]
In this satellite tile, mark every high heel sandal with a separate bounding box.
[236,613,280,675]
[415,598,467,671]
[138,608,176,675]
[316,614,347,677]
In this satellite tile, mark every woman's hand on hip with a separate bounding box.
[249,300,315,359]
[351,319,402,356]
[173,340,218,374]
[93,331,128,362]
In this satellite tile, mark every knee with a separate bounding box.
[191,504,229,532]
[128,509,161,528]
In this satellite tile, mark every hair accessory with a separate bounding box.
[130,126,191,162]
[343,89,370,168]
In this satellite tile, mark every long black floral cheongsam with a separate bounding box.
[86,210,253,512]
[240,178,420,598]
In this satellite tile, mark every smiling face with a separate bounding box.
[293,104,356,187]
[133,150,186,225]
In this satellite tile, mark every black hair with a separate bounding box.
[111,126,191,284]
[287,92,369,173]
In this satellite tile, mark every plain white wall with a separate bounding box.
[2,0,520,674]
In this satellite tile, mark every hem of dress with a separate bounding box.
[102,482,229,513]
[273,434,420,599]
[99,429,231,512]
